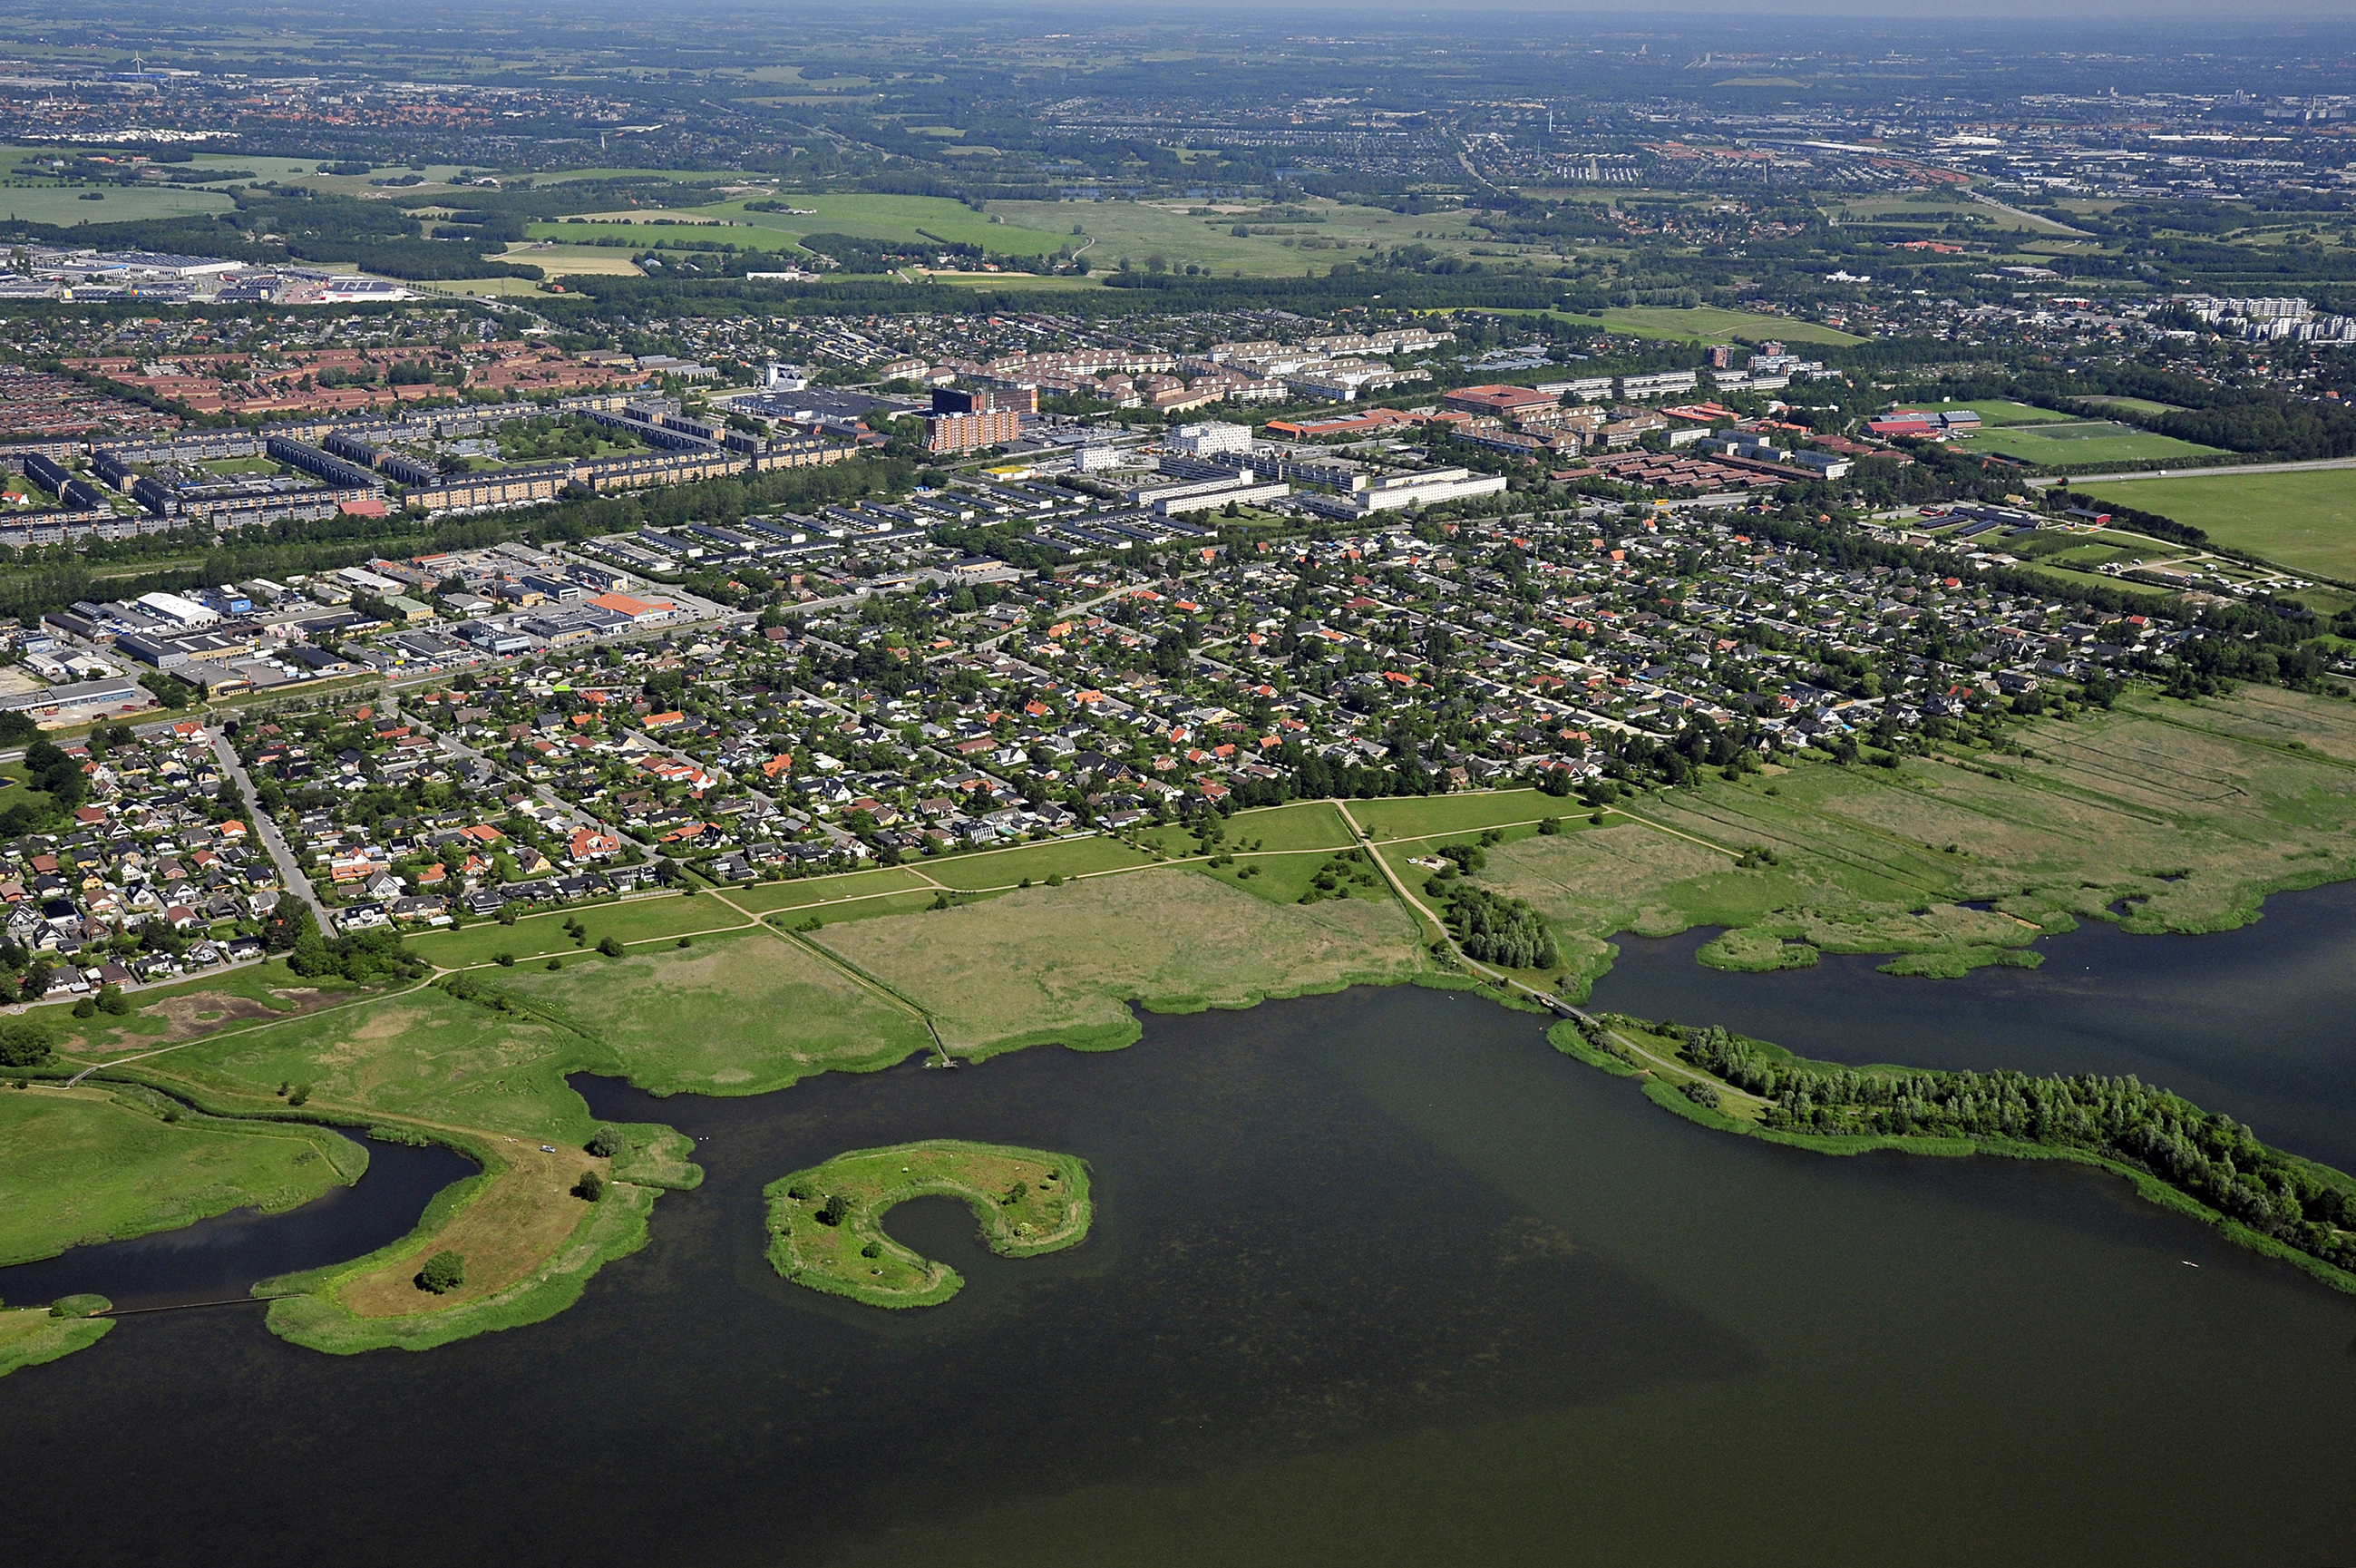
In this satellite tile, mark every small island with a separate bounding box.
[764,1140,1092,1309]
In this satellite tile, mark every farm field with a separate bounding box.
[0,1087,364,1267]
[2076,469,2356,580]
[1591,307,1863,347]
[995,196,1494,278]
[1955,420,2225,467]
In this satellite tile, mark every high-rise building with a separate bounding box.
[925,407,1024,453]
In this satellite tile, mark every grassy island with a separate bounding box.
[1557,1012,2356,1293]
[0,1303,114,1380]
[764,1141,1093,1309]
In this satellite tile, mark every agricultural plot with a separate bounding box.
[2076,470,2356,580]
[813,868,1428,1055]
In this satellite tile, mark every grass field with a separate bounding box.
[0,185,234,224]
[2076,469,2356,580]
[814,867,1429,1055]
[728,866,936,914]
[1956,421,2225,468]
[529,192,1074,258]
[1348,789,1562,840]
[0,1087,363,1267]
[1473,687,2356,993]
[914,835,1156,891]
[498,243,645,277]
[2085,396,2185,417]
[1591,307,1863,347]
[405,891,735,969]
[764,1140,1091,1308]
[0,1307,112,1379]
[495,928,932,1096]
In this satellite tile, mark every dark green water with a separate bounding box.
[5,901,2355,1565]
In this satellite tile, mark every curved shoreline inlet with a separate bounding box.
[764,1139,1093,1308]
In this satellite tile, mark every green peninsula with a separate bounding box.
[764,1140,1093,1308]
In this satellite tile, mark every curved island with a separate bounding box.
[764,1140,1092,1308]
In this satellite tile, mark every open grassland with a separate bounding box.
[764,1140,1091,1309]
[1956,420,2224,468]
[1473,687,2356,993]
[0,1087,364,1267]
[2077,470,2356,580]
[495,929,932,1095]
[814,867,1428,1054]
[0,1308,112,1379]
[1591,307,1862,347]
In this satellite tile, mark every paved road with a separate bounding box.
[2027,456,2356,488]
[209,726,331,928]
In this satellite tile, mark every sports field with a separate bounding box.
[2076,469,2356,579]
[1955,420,2224,468]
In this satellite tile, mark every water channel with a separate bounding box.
[3,887,2352,1565]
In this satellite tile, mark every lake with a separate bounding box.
[4,891,2353,1566]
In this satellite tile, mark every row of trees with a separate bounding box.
[1668,1020,2356,1275]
